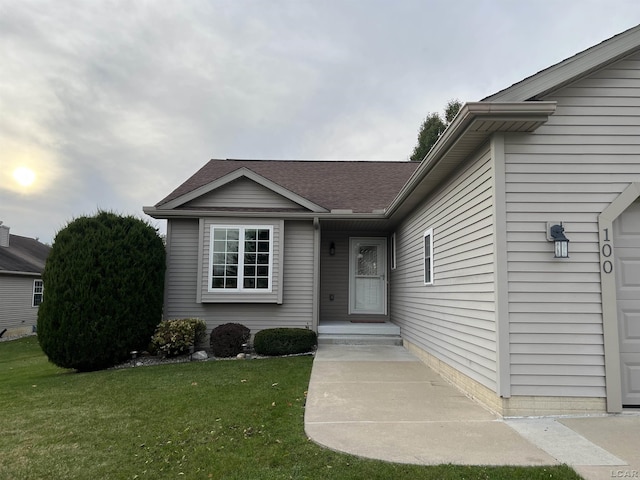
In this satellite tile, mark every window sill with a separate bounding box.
[200,291,281,304]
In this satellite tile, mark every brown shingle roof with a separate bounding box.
[0,235,50,274]
[157,160,419,213]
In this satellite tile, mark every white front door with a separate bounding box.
[615,200,640,406]
[349,237,386,315]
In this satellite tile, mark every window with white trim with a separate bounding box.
[209,226,273,291]
[33,279,44,306]
[423,229,433,285]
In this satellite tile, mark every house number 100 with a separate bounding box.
[602,228,613,274]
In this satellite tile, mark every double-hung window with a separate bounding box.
[423,229,433,285]
[210,226,273,291]
[33,279,44,306]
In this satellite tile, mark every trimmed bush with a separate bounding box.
[37,211,166,371]
[254,328,317,356]
[151,318,206,357]
[210,323,250,358]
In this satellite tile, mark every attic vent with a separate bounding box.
[0,223,9,247]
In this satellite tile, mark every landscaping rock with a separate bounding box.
[191,350,208,361]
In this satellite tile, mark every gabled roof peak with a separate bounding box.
[485,23,640,102]
[149,159,418,215]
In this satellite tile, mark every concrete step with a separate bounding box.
[318,322,401,336]
[318,334,403,346]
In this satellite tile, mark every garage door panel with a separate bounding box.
[621,354,640,405]
[618,309,640,350]
[617,258,640,292]
[615,203,640,247]
[615,200,640,406]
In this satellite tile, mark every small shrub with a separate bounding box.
[151,318,206,357]
[210,323,250,358]
[254,328,317,356]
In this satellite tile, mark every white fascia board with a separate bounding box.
[142,208,386,221]
[385,101,556,217]
[486,24,640,102]
[158,168,328,213]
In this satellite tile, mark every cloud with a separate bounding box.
[1,0,639,242]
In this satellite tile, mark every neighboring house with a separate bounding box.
[0,223,50,336]
[145,24,640,416]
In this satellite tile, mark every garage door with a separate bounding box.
[614,200,640,406]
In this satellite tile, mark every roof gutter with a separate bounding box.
[142,207,388,221]
[385,101,557,219]
[0,270,42,277]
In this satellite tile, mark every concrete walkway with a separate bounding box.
[304,345,640,479]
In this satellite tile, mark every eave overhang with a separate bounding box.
[385,101,557,223]
[142,206,387,222]
[0,270,42,277]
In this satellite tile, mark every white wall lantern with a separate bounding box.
[547,222,569,258]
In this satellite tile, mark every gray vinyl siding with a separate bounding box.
[504,51,640,397]
[164,218,315,335]
[319,232,390,322]
[390,144,497,391]
[0,274,40,330]
[319,232,350,322]
[183,177,304,209]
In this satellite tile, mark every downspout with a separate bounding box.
[491,133,511,400]
[312,217,320,332]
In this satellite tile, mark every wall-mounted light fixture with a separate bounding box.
[547,223,569,258]
[329,242,336,256]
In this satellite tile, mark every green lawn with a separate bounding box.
[0,337,582,480]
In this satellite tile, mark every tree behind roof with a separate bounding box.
[410,99,462,162]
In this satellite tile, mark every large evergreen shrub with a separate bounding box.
[37,211,166,371]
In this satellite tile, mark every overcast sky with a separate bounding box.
[1,1,639,244]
